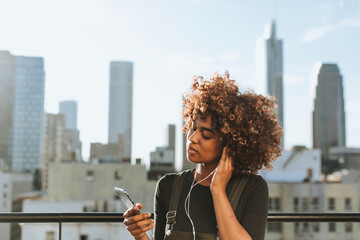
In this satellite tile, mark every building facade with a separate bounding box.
[311,63,346,161]
[0,171,33,240]
[48,162,156,210]
[0,51,45,173]
[266,181,359,240]
[42,113,65,190]
[108,61,133,162]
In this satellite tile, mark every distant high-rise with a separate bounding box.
[312,63,346,160]
[148,124,176,180]
[59,100,77,130]
[42,113,64,190]
[256,20,284,148]
[108,61,133,162]
[0,51,45,173]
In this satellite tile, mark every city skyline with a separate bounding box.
[0,1,359,169]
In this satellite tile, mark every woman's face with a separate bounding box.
[186,115,223,166]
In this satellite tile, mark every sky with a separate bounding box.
[0,0,359,169]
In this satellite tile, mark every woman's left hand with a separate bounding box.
[210,147,234,193]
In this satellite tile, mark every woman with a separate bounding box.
[124,72,282,240]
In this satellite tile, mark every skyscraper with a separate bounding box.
[59,100,77,130]
[312,63,346,160]
[59,100,82,162]
[0,50,45,173]
[256,21,284,148]
[108,61,133,162]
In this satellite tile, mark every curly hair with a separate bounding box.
[183,72,283,174]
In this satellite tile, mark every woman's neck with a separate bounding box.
[193,163,217,186]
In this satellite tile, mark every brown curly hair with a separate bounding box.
[183,72,283,174]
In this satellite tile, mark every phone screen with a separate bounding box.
[114,187,141,214]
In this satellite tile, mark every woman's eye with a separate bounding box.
[202,133,211,139]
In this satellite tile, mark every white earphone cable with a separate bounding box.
[184,168,217,240]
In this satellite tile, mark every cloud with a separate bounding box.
[300,17,360,43]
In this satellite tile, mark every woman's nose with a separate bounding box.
[188,129,199,143]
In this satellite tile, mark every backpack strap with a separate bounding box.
[227,175,249,212]
[165,170,189,236]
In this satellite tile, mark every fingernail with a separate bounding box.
[146,213,151,217]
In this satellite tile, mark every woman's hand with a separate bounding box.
[210,147,234,193]
[123,203,154,240]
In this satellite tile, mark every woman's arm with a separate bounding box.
[210,147,252,240]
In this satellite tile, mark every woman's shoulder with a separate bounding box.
[157,169,193,189]
[232,173,268,193]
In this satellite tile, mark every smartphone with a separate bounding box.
[114,187,141,214]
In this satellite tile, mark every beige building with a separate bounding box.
[266,181,359,240]
[42,113,65,190]
[90,141,124,163]
[48,162,157,210]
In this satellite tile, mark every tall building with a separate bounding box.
[0,51,45,173]
[42,113,65,190]
[59,100,77,130]
[148,124,176,180]
[311,63,346,161]
[108,61,133,162]
[256,21,284,148]
[59,100,82,162]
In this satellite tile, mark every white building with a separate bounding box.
[108,61,133,162]
[260,146,321,182]
[266,181,359,240]
[22,200,152,240]
[0,171,33,240]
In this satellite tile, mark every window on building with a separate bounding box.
[313,222,320,232]
[303,222,309,232]
[328,198,335,210]
[45,231,55,240]
[114,170,122,180]
[267,223,282,232]
[269,197,281,211]
[302,198,309,211]
[86,170,94,181]
[294,222,300,233]
[312,197,319,210]
[80,235,88,240]
[345,198,351,211]
[329,222,336,232]
[345,222,352,232]
[293,197,299,211]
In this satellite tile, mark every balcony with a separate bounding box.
[1,212,360,240]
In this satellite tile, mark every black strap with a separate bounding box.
[227,175,248,211]
[165,171,249,237]
[165,170,189,236]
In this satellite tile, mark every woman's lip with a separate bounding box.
[187,146,198,154]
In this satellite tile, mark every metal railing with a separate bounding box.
[1,212,360,240]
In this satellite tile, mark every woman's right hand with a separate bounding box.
[123,203,154,240]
